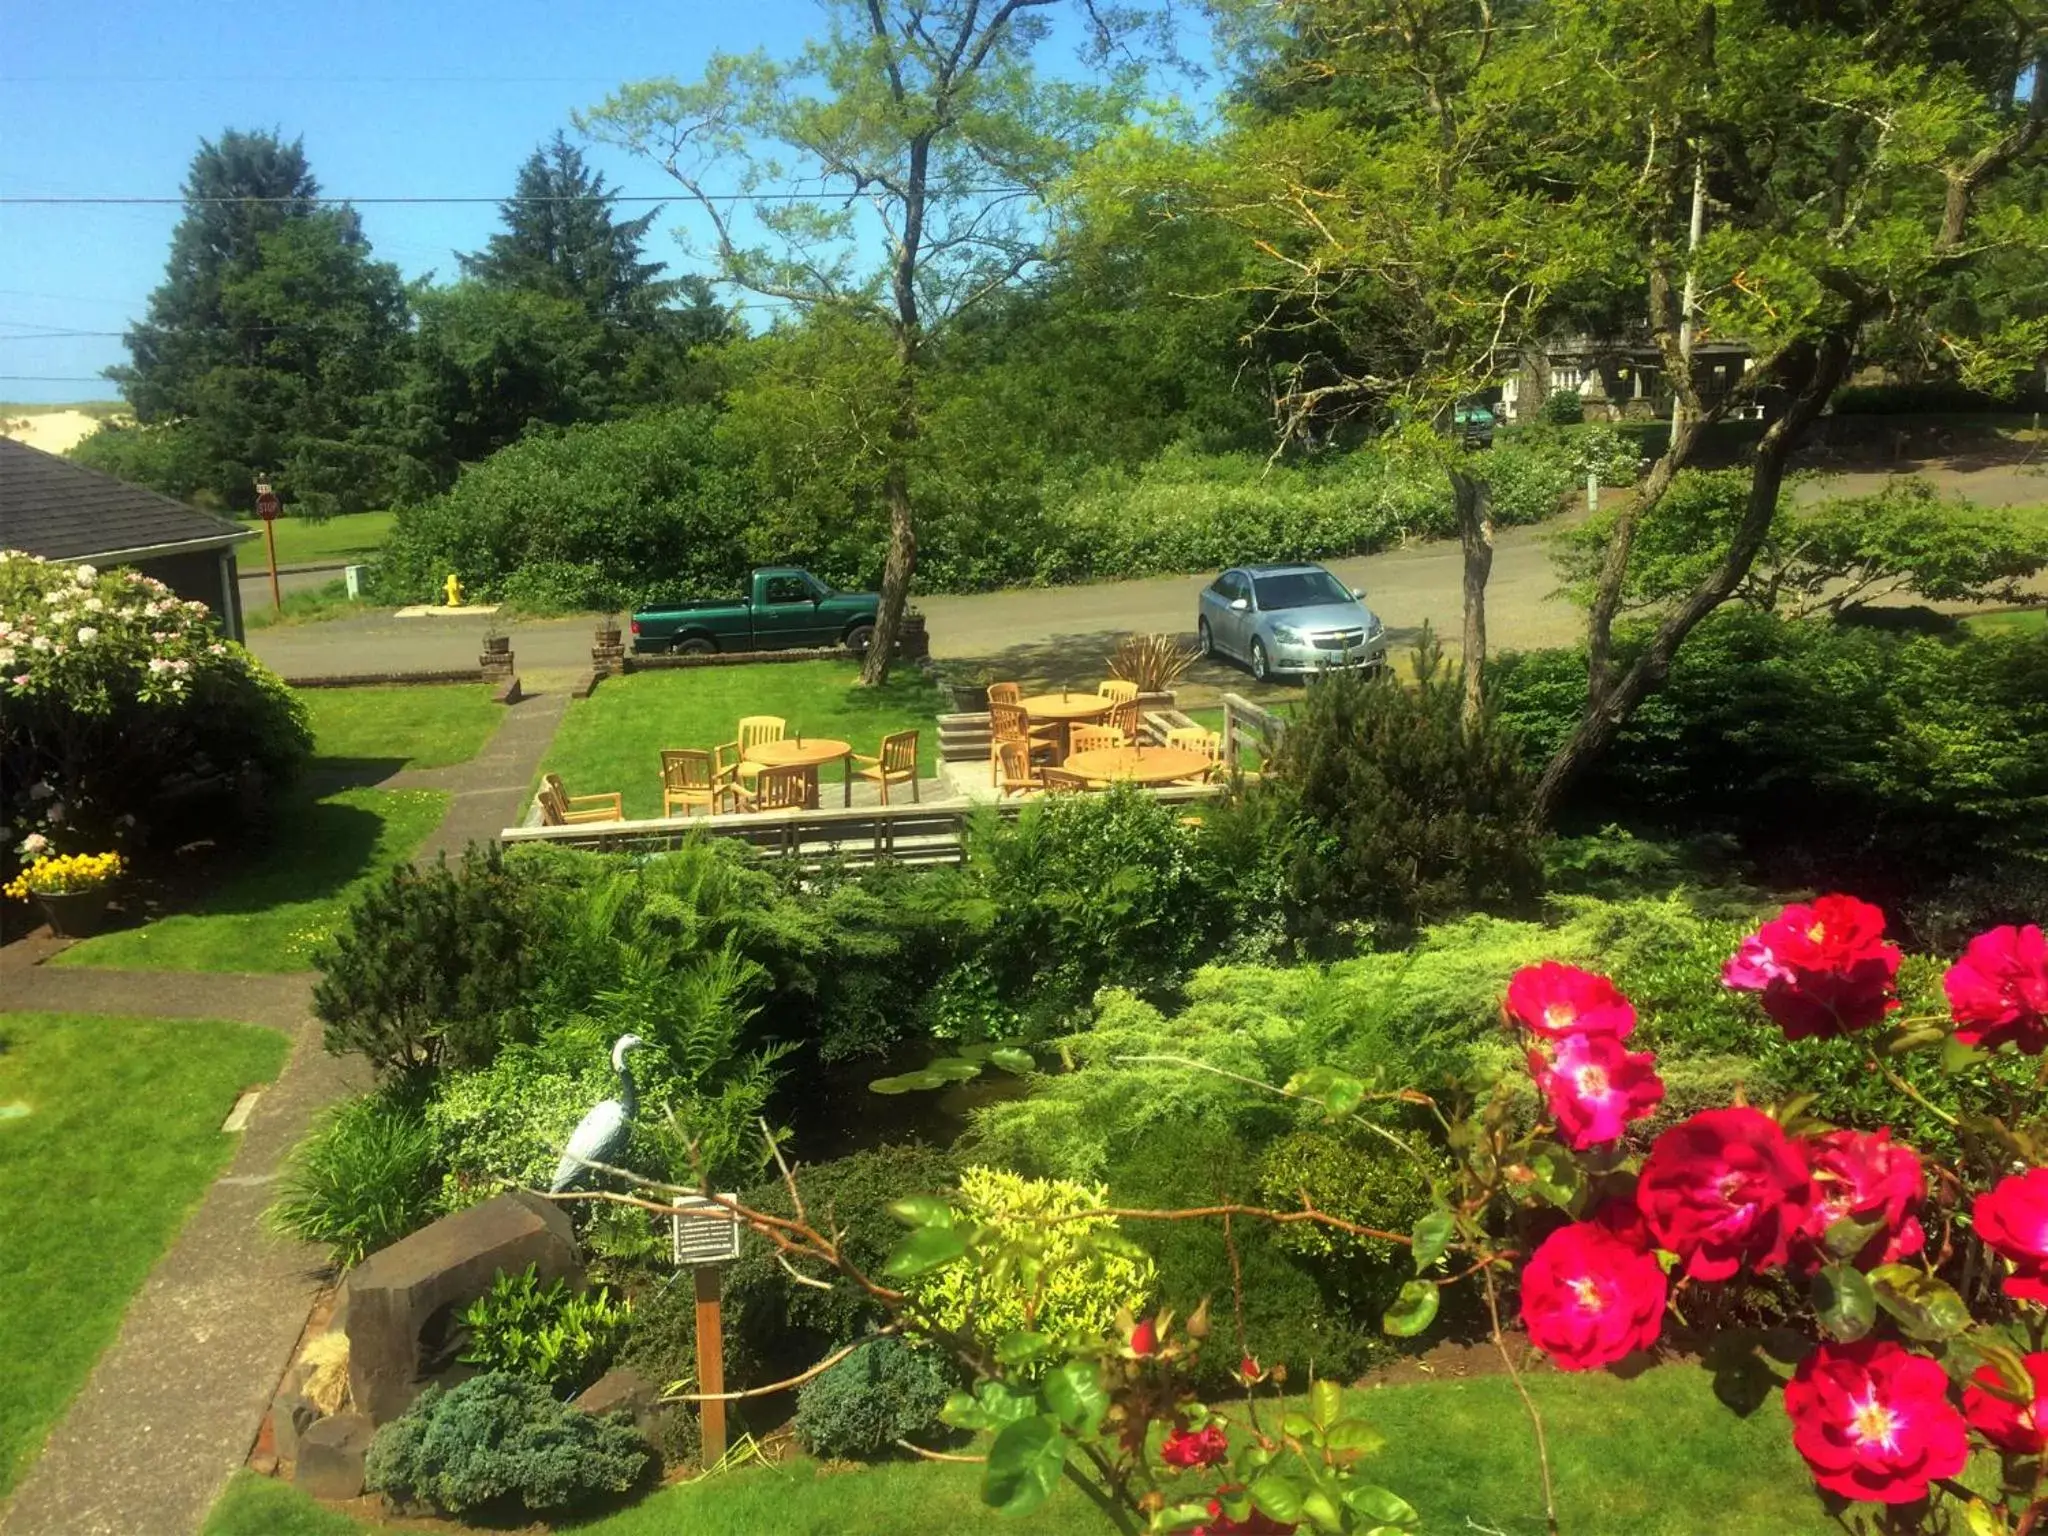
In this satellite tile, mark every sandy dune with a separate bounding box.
[0,408,122,456]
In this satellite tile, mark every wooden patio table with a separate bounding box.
[743,736,854,808]
[1020,690,1113,759]
[1061,743,1215,787]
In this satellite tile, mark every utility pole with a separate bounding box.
[1675,151,1706,424]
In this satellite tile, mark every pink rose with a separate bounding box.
[1945,925,2048,1055]
[1504,962,1636,1040]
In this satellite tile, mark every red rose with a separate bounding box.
[1129,1317,1159,1356]
[1946,924,2048,1055]
[1506,962,1636,1040]
[1974,1169,2048,1304]
[1160,1423,1230,1469]
[1723,895,1901,1040]
[1963,1353,2048,1454]
[1785,1340,1967,1504]
[1518,1213,1667,1371]
[1637,1107,1810,1281]
[1192,1498,1295,1536]
[1529,1032,1664,1150]
[1797,1128,1926,1269]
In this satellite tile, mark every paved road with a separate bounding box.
[243,456,2048,684]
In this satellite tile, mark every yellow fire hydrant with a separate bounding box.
[443,573,465,608]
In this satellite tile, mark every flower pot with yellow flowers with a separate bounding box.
[4,851,124,938]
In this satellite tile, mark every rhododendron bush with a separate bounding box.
[0,550,309,876]
[585,897,2048,1535]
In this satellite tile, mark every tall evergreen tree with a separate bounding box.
[458,132,675,320]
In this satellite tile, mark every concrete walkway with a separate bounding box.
[0,683,575,1535]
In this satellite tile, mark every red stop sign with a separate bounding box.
[254,491,281,521]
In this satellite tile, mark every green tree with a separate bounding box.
[582,1,1149,683]
[103,130,423,514]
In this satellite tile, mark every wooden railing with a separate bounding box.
[500,782,1223,866]
[1221,693,1287,772]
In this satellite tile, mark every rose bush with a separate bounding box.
[0,550,309,884]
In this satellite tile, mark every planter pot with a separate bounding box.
[34,888,111,939]
[949,684,990,713]
[594,627,622,648]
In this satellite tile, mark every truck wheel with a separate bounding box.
[676,636,716,656]
[844,623,877,656]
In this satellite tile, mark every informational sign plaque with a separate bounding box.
[671,1193,743,1267]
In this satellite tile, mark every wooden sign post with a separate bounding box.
[253,482,283,614]
[672,1194,743,1468]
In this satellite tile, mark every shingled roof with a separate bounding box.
[0,436,254,562]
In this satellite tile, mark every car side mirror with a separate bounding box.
[1230,598,1250,612]
[1351,587,1365,600]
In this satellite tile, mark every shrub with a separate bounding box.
[459,1266,632,1396]
[424,1035,618,1210]
[792,1337,957,1459]
[363,1373,649,1515]
[1267,633,1544,950]
[0,552,310,875]
[267,1093,439,1268]
[314,846,538,1085]
[1255,1129,1436,1269]
[914,1166,1155,1354]
[1539,387,1584,425]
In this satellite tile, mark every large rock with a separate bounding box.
[576,1365,665,1440]
[340,1191,580,1422]
[295,1413,375,1500]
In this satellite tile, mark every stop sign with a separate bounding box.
[254,490,281,521]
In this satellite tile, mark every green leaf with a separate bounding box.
[1411,1209,1454,1273]
[1943,1037,1990,1075]
[888,1195,955,1227]
[1281,1411,1315,1440]
[1870,1264,1972,1342]
[1821,1214,1883,1261]
[1345,1485,1421,1524]
[1248,1472,1306,1523]
[1309,1377,1343,1432]
[1301,1490,1345,1532]
[1530,1146,1583,1210]
[1040,1361,1109,1435]
[983,1414,1067,1517]
[1812,1263,1875,1342]
[924,1056,985,1083]
[939,1391,989,1431]
[988,1047,1036,1074]
[868,1070,948,1095]
[1158,1505,1223,1533]
[975,1380,1039,1428]
[1964,1496,2011,1536]
[883,1225,968,1278]
[1382,1280,1440,1337]
[994,1330,1053,1367]
[1325,1417,1387,1457]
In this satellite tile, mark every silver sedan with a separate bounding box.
[1197,563,1389,682]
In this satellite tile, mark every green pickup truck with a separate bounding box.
[629,567,881,656]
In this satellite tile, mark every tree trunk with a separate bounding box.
[862,423,917,686]
[1532,334,1853,821]
[1449,465,1493,728]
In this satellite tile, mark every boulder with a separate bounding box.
[295,1413,375,1501]
[340,1191,580,1422]
[576,1365,665,1441]
[271,1386,319,1466]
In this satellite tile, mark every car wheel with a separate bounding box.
[844,622,877,656]
[1198,618,1214,660]
[1249,638,1270,682]
[677,636,717,656]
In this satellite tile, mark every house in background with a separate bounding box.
[0,437,254,641]
[1500,335,1758,423]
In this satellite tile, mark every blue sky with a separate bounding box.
[1,1,1211,404]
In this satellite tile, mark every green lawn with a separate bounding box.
[53,686,498,972]
[1964,606,2047,636]
[545,662,944,820]
[236,510,395,567]
[243,579,378,631]
[0,1012,290,1499]
[203,1363,1837,1535]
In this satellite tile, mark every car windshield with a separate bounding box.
[1252,570,1353,610]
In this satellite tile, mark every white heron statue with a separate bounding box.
[550,1033,647,1194]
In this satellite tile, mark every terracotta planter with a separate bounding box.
[34,888,111,938]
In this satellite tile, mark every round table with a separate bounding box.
[743,737,853,807]
[1020,691,1113,758]
[1061,744,1216,787]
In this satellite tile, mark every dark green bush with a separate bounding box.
[1538,388,1584,425]
[458,1266,631,1396]
[1829,380,2046,414]
[266,1093,439,1268]
[364,1373,649,1515]
[792,1337,958,1459]
[314,846,538,1084]
[1268,634,1544,950]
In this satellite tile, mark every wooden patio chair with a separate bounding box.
[1104,699,1142,745]
[1067,724,1122,756]
[737,716,786,755]
[731,762,810,814]
[1097,679,1139,704]
[1165,726,1224,784]
[660,748,732,817]
[988,700,1058,785]
[713,739,763,794]
[854,729,921,805]
[986,682,1023,706]
[1038,766,1097,794]
[993,738,1043,798]
[540,773,624,824]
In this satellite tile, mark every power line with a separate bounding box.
[0,187,1030,207]
[0,376,109,383]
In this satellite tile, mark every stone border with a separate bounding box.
[284,668,483,689]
